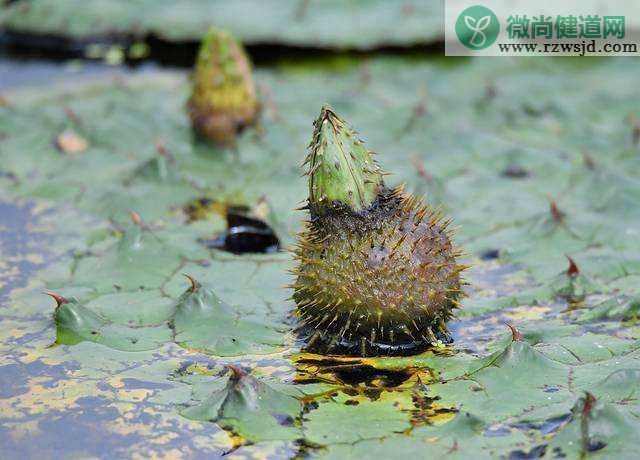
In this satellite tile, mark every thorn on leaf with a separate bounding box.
[226,364,247,381]
[506,323,523,342]
[63,107,81,125]
[548,197,565,223]
[129,210,143,227]
[566,255,580,277]
[582,391,596,419]
[484,83,497,102]
[44,290,68,307]
[411,156,433,182]
[183,273,200,292]
[155,141,175,162]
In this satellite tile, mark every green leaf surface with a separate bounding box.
[179,366,301,443]
[547,394,640,459]
[53,278,287,356]
[2,55,640,457]
[1,0,442,49]
[54,296,172,351]
[172,281,286,356]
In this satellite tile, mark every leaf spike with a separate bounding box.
[129,210,143,227]
[582,391,597,418]
[506,323,523,342]
[566,255,580,277]
[226,364,247,382]
[548,196,565,222]
[183,273,200,292]
[44,290,68,307]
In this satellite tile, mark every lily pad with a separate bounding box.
[51,276,287,357]
[179,366,301,442]
[54,295,172,351]
[172,279,286,356]
[1,0,443,49]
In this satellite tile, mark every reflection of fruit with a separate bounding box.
[292,106,466,357]
[187,27,258,145]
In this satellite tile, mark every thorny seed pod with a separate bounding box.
[187,27,259,145]
[291,106,466,357]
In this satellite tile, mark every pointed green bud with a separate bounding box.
[306,106,384,213]
[187,27,259,145]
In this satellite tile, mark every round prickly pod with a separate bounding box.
[292,106,466,357]
[187,27,259,145]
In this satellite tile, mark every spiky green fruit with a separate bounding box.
[187,27,259,145]
[292,106,465,357]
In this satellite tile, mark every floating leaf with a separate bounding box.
[181,366,301,442]
[2,55,640,457]
[71,222,186,293]
[1,0,443,49]
[172,279,286,356]
[53,295,171,351]
[548,393,640,459]
[578,297,640,323]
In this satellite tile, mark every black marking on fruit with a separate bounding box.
[295,357,415,387]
